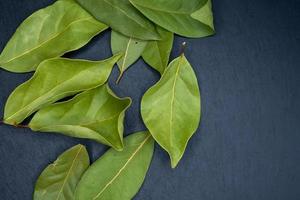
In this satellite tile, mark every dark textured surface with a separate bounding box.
[0,0,300,199]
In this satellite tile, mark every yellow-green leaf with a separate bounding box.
[129,0,214,38]
[34,144,89,200]
[191,0,215,31]
[75,131,154,200]
[76,0,160,40]
[111,31,147,83]
[0,0,107,73]
[4,54,121,125]
[30,85,131,150]
[142,26,174,75]
[141,54,201,168]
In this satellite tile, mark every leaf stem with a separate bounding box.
[13,123,29,128]
[15,124,29,128]
[0,120,28,128]
[180,42,187,55]
[116,71,124,84]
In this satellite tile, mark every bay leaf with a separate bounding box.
[191,0,215,31]
[129,0,215,38]
[142,26,174,75]
[34,144,89,200]
[111,31,147,83]
[0,0,108,73]
[30,85,131,150]
[75,131,154,200]
[3,54,121,125]
[141,54,201,168]
[76,0,160,40]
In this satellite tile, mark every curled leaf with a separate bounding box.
[4,54,121,125]
[75,131,154,200]
[130,0,214,38]
[76,0,160,40]
[141,54,201,168]
[34,144,89,200]
[30,85,131,150]
[142,26,174,75]
[0,0,107,73]
[111,31,147,83]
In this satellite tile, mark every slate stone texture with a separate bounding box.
[0,0,299,199]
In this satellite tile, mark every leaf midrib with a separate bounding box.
[55,145,83,200]
[119,37,132,72]
[169,56,183,150]
[92,134,151,200]
[103,0,149,31]
[34,113,120,130]
[1,17,94,65]
[5,66,98,122]
[31,114,122,148]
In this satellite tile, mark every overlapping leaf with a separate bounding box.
[75,131,154,200]
[141,54,201,168]
[191,0,215,31]
[76,0,160,40]
[4,54,121,125]
[34,144,89,200]
[0,0,108,73]
[142,26,174,75]
[111,31,148,83]
[129,0,214,38]
[30,85,131,150]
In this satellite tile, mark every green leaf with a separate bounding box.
[191,0,215,31]
[34,144,89,200]
[129,0,214,38]
[0,0,107,73]
[75,131,154,200]
[4,54,121,125]
[30,85,131,150]
[142,26,174,75]
[141,54,201,168]
[111,31,147,83]
[76,0,160,40]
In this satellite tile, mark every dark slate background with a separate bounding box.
[0,0,299,199]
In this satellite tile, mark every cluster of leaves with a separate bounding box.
[0,0,214,199]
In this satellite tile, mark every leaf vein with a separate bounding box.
[92,134,151,200]
[169,55,183,150]
[1,17,94,65]
[55,145,83,200]
[103,0,149,30]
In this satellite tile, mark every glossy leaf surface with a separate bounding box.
[191,0,215,31]
[30,85,131,150]
[0,0,107,73]
[76,0,159,40]
[141,54,201,168]
[129,0,214,38]
[34,144,89,200]
[142,26,174,75]
[111,31,147,83]
[75,131,154,200]
[4,54,121,125]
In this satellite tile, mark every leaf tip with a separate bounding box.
[114,145,124,152]
[170,159,179,169]
[170,152,182,169]
[74,144,86,149]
